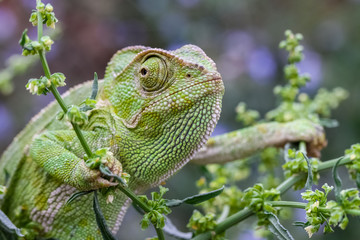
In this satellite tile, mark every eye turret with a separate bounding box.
[139,56,167,91]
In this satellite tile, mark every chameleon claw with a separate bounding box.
[95,177,119,189]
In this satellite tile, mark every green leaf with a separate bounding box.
[319,119,339,128]
[91,72,98,100]
[165,186,224,207]
[93,191,116,240]
[356,172,360,190]
[265,212,294,240]
[19,29,29,47]
[80,73,99,112]
[66,190,93,205]
[0,210,24,238]
[332,157,343,202]
[303,153,313,191]
[292,221,308,228]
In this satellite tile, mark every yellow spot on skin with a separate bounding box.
[79,218,88,227]
[207,138,216,146]
[34,193,48,210]
[257,125,268,134]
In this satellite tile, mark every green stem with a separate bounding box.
[36,0,42,42]
[276,174,304,193]
[36,4,94,158]
[268,200,306,209]
[116,184,168,240]
[155,226,165,240]
[269,200,360,216]
[318,157,351,171]
[34,1,161,238]
[299,141,307,154]
[191,155,354,240]
[117,185,151,212]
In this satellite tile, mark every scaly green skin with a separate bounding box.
[0,45,224,239]
[0,44,326,239]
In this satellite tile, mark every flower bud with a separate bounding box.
[45,3,53,12]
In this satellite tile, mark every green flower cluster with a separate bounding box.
[258,148,280,174]
[139,186,171,230]
[30,2,57,29]
[187,210,225,239]
[19,1,57,56]
[344,143,360,180]
[85,148,108,169]
[200,162,250,190]
[20,30,54,56]
[275,30,309,102]
[26,72,65,95]
[242,184,280,225]
[265,30,348,123]
[235,102,260,126]
[197,185,244,215]
[301,184,333,237]
[282,149,319,189]
[65,105,88,126]
[301,184,360,237]
[196,162,250,214]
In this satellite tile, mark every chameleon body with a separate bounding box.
[0,45,224,239]
[0,44,326,239]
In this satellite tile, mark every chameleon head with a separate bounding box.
[102,44,224,186]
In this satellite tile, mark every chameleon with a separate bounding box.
[0,44,326,239]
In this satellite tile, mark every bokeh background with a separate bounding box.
[1,0,360,239]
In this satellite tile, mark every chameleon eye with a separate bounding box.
[139,56,167,91]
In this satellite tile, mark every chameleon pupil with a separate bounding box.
[140,68,148,76]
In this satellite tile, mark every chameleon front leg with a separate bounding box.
[30,130,121,191]
[192,119,327,164]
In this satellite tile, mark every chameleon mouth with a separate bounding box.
[123,76,223,128]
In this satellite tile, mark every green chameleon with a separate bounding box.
[0,45,326,239]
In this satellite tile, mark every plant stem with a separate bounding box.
[118,185,151,212]
[155,226,165,240]
[191,155,355,239]
[268,200,306,209]
[34,2,163,239]
[36,3,94,158]
[269,200,360,216]
[318,156,351,171]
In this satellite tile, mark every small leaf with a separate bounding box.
[303,153,313,191]
[265,212,294,240]
[19,29,29,48]
[356,172,360,190]
[91,72,98,100]
[93,191,116,240]
[66,190,93,205]
[332,157,343,202]
[320,119,339,128]
[80,72,98,112]
[292,221,308,227]
[0,210,24,238]
[166,186,224,207]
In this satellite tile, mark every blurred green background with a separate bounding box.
[1,0,360,239]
